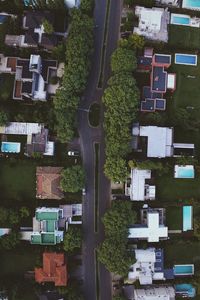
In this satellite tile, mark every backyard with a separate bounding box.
[166,206,182,230]
[169,25,200,50]
[156,172,200,202]
[0,159,36,206]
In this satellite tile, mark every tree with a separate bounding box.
[98,201,136,277]
[60,165,85,193]
[128,33,145,50]
[104,157,128,183]
[0,111,8,126]
[19,207,30,219]
[0,207,9,226]
[57,283,84,300]
[63,227,82,252]
[42,19,54,34]
[9,211,20,226]
[80,0,94,14]
[113,295,127,300]
[111,47,137,73]
[0,232,21,250]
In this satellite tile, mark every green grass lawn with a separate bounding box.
[0,74,14,101]
[166,206,182,230]
[169,24,200,50]
[165,240,200,268]
[0,159,36,206]
[156,173,200,201]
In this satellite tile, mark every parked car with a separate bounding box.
[68,150,79,156]
[82,188,86,196]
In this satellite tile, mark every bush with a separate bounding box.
[60,165,85,193]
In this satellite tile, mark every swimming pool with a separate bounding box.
[174,264,194,276]
[175,284,196,298]
[183,206,193,231]
[171,14,191,25]
[182,0,200,10]
[1,142,21,153]
[174,165,195,178]
[175,54,198,66]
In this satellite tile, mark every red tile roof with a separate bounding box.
[35,252,67,286]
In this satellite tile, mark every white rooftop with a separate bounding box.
[134,286,175,300]
[139,126,173,158]
[167,73,176,90]
[128,248,164,284]
[0,122,42,135]
[128,211,168,242]
[128,168,155,201]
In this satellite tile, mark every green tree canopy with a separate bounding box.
[60,165,85,193]
[98,201,136,277]
[0,111,8,126]
[111,47,137,73]
[0,231,21,250]
[63,227,82,252]
[42,18,54,34]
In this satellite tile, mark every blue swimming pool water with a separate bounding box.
[0,15,7,24]
[183,206,193,231]
[183,0,200,9]
[175,54,197,65]
[172,15,190,25]
[1,142,21,153]
[175,284,196,298]
[174,264,194,275]
[178,167,194,178]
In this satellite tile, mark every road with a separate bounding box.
[77,0,122,300]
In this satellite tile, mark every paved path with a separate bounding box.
[77,1,122,299]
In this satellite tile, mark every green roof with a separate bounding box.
[31,233,56,245]
[46,220,55,232]
[35,211,58,221]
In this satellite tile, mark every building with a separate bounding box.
[133,286,175,300]
[128,208,168,242]
[134,6,170,42]
[0,54,58,101]
[31,207,64,245]
[35,252,67,286]
[128,248,168,284]
[138,50,176,112]
[36,167,64,200]
[132,125,195,158]
[125,168,155,201]
[5,11,59,50]
[0,122,54,156]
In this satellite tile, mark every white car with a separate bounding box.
[68,151,79,156]
[82,188,86,196]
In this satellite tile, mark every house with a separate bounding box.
[134,6,170,42]
[137,47,153,71]
[31,207,64,245]
[128,208,168,242]
[20,204,82,242]
[0,122,54,156]
[133,286,175,300]
[5,11,59,50]
[36,167,64,200]
[139,51,176,112]
[0,54,58,101]
[35,252,67,286]
[125,168,156,201]
[132,125,195,158]
[128,248,174,284]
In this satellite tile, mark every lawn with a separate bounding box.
[0,73,14,101]
[0,159,36,206]
[164,240,200,269]
[169,24,200,50]
[156,173,200,202]
[166,206,182,230]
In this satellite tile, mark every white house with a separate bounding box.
[128,248,166,284]
[134,286,175,300]
[134,6,170,42]
[126,168,156,201]
[128,210,168,242]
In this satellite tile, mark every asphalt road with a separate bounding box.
[77,1,122,299]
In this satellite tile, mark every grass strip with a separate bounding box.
[95,249,100,300]
[97,0,111,88]
[94,143,99,233]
